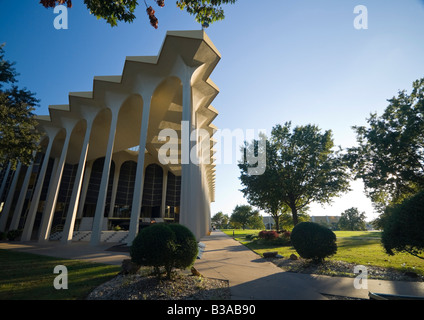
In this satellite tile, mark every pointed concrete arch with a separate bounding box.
[148,76,183,176]
[21,125,62,241]
[17,30,220,245]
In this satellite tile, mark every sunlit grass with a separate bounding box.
[221,229,424,276]
[0,249,121,300]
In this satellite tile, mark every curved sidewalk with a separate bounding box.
[194,231,424,300]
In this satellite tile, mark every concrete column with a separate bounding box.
[180,72,200,239]
[127,96,151,245]
[0,162,22,232]
[108,160,121,218]
[21,128,59,242]
[0,163,11,203]
[77,160,92,219]
[161,167,168,218]
[200,163,210,237]
[61,119,93,244]
[90,111,119,246]
[10,163,33,230]
[38,120,77,242]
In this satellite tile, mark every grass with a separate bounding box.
[221,229,424,277]
[0,249,121,300]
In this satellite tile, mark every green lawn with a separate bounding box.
[0,249,121,300]
[221,229,424,276]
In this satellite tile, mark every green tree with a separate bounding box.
[238,135,286,231]
[0,44,40,170]
[229,204,260,230]
[211,211,229,229]
[239,122,351,228]
[337,207,366,231]
[345,78,424,211]
[40,0,237,28]
[247,210,265,230]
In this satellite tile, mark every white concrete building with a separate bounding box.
[0,30,220,245]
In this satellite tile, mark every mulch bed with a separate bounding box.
[86,268,230,300]
[267,255,424,282]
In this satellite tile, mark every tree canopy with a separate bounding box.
[345,78,424,211]
[238,134,286,231]
[239,122,351,229]
[229,204,263,230]
[346,77,424,259]
[40,0,237,28]
[338,207,366,231]
[0,44,40,170]
[211,211,229,229]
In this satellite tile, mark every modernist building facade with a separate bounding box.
[0,30,219,245]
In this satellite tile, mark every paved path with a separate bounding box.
[1,230,424,300]
[194,231,424,300]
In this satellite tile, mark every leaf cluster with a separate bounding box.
[176,0,237,25]
[56,0,237,27]
[0,44,40,169]
[345,78,424,210]
[84,0,139,27]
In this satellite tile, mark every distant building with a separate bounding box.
[263,216,275,230]
[263,215,342,230]
[310,216,340,229]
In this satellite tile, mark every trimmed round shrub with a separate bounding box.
[130,223,176,277]
[168,223,198,270]
[129,223,198,279]
[290,222,337,263]
[381,190,424,259]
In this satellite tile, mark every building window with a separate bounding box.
[84,157,115,217]
[166,171,180,207]
[142,164,163,208]
[114,160,137,218]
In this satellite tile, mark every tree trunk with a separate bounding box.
[291,205,299,226]
[271,212,280,231]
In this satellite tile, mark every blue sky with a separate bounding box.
[1,0,424,221]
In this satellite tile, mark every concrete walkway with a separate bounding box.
[195,231,424,300]
[1,230,424,300]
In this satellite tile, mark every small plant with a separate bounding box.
[245,234,258,241]
[290,222,337,263]
[258,230,279,241]
[281,231,291,239]
[274,231,291,246]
